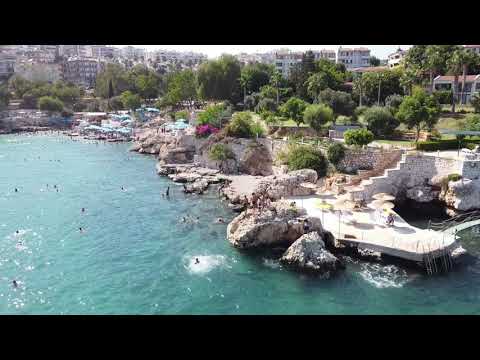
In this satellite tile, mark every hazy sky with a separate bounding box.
[115,45,411,59]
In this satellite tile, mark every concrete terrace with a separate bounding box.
[288,194,459,262]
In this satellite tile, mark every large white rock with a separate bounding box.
[280,232,344,275]
[444,178,480,211]
[227,200,323,249]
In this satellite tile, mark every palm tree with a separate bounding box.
[459,50,480,105]
[447,50,464,113]
[239,71,250,105]
[424,46,444,94]
[270,70,282,105]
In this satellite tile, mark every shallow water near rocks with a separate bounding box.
[1,133,480,314]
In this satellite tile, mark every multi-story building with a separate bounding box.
[59,45,90,58]
[464,45,480,55]
[433,74,480,103]
[274,50,303,78]
[313,49,336,62]
[0,53,16,79]
[14,60,62,83]
[90,45,115,59]
[387,48,406,68]
[337,47,371,69]
[62,57,103,88]
[121,46,146,59]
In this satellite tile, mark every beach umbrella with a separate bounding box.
[332,198,356,238]
[314,199,334,225]
[372,192,395,201]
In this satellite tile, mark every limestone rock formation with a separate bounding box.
[227,200,322,249]
[444,178,480,211]
[239,143,273,176]
[280,232,344,275]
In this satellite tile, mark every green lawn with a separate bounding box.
[374,139,415,148]
[441,104,474,113]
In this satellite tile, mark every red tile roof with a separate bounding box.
[434,75,480,82]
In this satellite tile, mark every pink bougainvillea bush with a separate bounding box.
[195,124,219,138]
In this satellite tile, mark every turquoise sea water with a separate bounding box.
[1,133,480,315]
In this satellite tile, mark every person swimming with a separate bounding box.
[15,230,19,235]
[12,280,18,288]
[81,208,85,213]
[181,217,186,223]
[165,186,170,197]
[216,217,224,224]
[14,188,18,192]
[195,258,200,264]
[121,186,125,191]
[79,227,84,233]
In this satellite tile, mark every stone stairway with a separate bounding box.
[346,151,408,201]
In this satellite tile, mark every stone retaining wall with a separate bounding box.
[339,149,403,173]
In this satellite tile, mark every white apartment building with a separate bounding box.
[14,60,62,83]
[59,45,90,58]
[313,49,336,62]
[62,57,103,88]
[90,45,115,59]
[274,51,303,78]
[0,53,16,79]
[388,48,406,68]
[337,47,371,69]
[433,74,480,103]
[122,46,146,59]
[464,45,480,55]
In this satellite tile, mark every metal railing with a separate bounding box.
[428,210,480,232]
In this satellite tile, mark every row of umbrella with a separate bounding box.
[314,192,396,237]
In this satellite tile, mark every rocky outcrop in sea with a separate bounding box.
[280,232,345,276]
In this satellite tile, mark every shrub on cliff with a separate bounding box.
[327,142,346,166]
[344,128,374,147]
[285,145,328,177]
[198,103,232,128]
[209,143,235,162]
[226,112,265,138]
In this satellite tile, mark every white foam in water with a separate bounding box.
[185,255,227,275]
[359,263,410,289]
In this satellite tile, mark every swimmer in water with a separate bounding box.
[12,280,18,288]
[16,230,20,235]
[181,217,186,223]
[165,186,170,197]
[14,188,18,192]
[216,217,224,224]
[79,227,84,233]
[81,207,85,213]
[121,186,125,191]
[195,258,200,264]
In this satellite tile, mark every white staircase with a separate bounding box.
[347,152,408,201]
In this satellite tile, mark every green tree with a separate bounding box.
[270,70,282,105]
[344,128,374,147]
[303,104,333,132]
[161,69,197,108]
[8,75,33,98]
[209,143,235,162]
[304,59,346,100]
[255,98,277,114]
[0,82,10,111]
[197,103,231,127]
[396,87,441,142]
[279,97,308,126]
[384,94,404,113]
[463,113,480,132]
[120,91,141,110]
[471,93,480,113]
[327,142,346,166]
[446,50,464,113]
[352,69,403,106]
[316,89,356,119]
[95,63,132,98]
[369,56,381,66]
[362,106,399,137]
[197,55,242,103]
[38,96,64,113]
